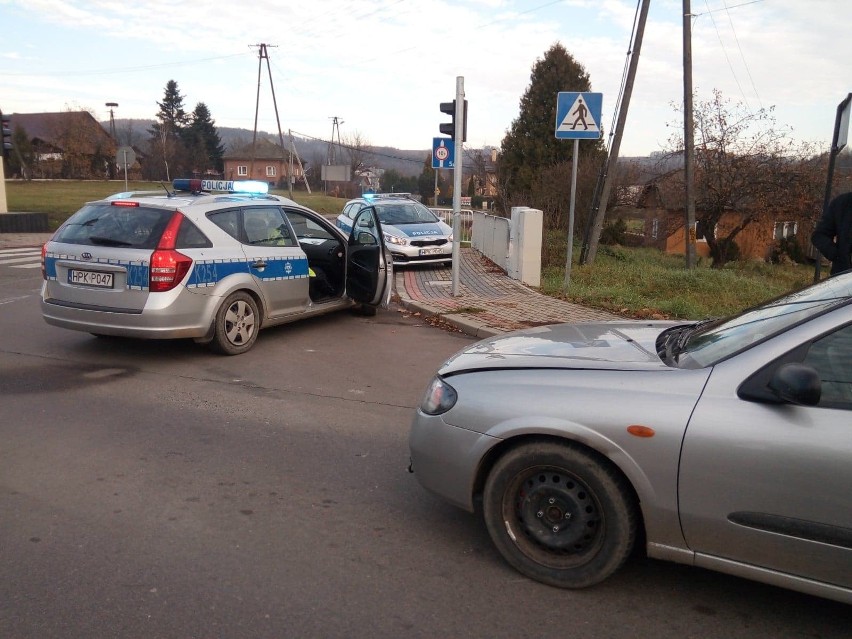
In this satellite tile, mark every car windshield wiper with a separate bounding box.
[658,319,717,363]
[88,236,134,247]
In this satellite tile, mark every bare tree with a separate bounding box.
[666,90,825,267]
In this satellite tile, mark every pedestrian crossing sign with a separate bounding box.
[555,92,603,140]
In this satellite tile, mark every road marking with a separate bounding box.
[11,263,42,269]
[0,294,32,305]
[0,249,40,255]
[0,254,40,265]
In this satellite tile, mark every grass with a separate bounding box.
[4,179,347,229]
[4,180,817,319]
[541,239,814,320]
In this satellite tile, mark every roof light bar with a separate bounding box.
[172,179,269,195]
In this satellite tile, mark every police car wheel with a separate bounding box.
[210,291,260,355]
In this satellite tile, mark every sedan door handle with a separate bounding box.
[251,260,267,269]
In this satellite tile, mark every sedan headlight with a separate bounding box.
[420,375,458,415]
[384,233,408,246]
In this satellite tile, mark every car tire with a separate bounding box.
[209,291,260,355]
[483,441,637,589]
[356,303,378,317]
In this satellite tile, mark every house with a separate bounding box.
[222,138,305,188]
[7,111,117,179]
[611,165,826,263]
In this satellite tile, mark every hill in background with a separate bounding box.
[106,118,438,177]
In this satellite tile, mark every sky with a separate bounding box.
[1,0,850,158]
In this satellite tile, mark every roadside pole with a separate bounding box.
[0,158,7,214]
[451,76,464,297]
[555,91,603,289]
[565,138,579,287]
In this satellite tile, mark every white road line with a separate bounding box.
[0,255,41,265]
[0,295,32,305]
[0,248,42,255]
[11,263,42,269]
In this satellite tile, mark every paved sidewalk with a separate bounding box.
[1,233,618,339]
[395,248,618,338]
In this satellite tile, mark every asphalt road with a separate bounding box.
[1,265,850,638]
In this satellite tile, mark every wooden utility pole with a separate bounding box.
[580,0,651,265]
[683,1,697,268]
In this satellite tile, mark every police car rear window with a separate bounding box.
[54,203,173,249]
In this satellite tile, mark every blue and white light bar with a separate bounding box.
[172,179,269,195]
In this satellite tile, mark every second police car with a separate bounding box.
[336,194,453,266]
[40,179,392,355]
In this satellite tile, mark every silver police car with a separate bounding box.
[336,194,453,266]
[41,179,392,355]
[410,271,852,603]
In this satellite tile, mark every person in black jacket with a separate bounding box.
[812,191,852,275]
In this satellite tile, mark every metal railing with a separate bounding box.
[430,208,473,243]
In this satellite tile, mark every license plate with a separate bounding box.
[419,247,444,256]
[68,269,114,288]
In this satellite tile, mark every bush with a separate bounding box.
[599,218,627,246]
[769,237,806,264]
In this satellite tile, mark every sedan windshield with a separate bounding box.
[375,202,439,225]
[676,272,852,368]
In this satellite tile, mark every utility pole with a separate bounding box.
[250,43,307,192]
[105,102,118,140]
[683,1,697,268]
[326,116,344,194]
[580,0,650,266]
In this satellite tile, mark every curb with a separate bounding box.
[393,272,503,339]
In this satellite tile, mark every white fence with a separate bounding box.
[430,208,473,243]
[470,211,511,271]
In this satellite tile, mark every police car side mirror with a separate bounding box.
[356,231,377,246]
[767,362,821,406]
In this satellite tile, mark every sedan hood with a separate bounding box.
[385,222,450,238]
[441,320,680,375]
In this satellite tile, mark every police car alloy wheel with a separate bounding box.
[211,291,260,355]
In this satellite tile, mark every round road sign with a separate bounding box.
[435,146,449,161]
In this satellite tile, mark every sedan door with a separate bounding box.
[678,316,852,589]
[346,206,391,306]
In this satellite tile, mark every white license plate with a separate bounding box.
[419,247,444,256]
[68,269,114,288]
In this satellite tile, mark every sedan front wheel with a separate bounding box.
[483,441,637,588]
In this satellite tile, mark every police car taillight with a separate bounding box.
[149,211,192,293]
[41,243,47,280]
[110,200,140,207]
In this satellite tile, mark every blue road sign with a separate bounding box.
[555,92,603,140]
[432,137,455,169]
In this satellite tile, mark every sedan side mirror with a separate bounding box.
[767,362,821,406]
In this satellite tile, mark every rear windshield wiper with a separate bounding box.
[88,236,134,247]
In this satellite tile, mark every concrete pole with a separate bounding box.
[580,0,650,265]
[683,0,697,268]
[0,158,8,214]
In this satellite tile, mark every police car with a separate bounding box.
[41,179,392,355]
[336,194,453,266]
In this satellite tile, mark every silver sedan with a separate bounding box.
[409,271,852,604]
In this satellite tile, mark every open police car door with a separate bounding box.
[346,206,392,307]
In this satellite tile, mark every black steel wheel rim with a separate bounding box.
[507,466,604,566]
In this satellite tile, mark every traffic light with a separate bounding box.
[438,100,467,142]
[1,111,11,161]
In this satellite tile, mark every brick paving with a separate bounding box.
[396,248,619,336]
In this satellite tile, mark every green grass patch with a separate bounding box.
[542,242,813,319]
[5,180,346,229]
